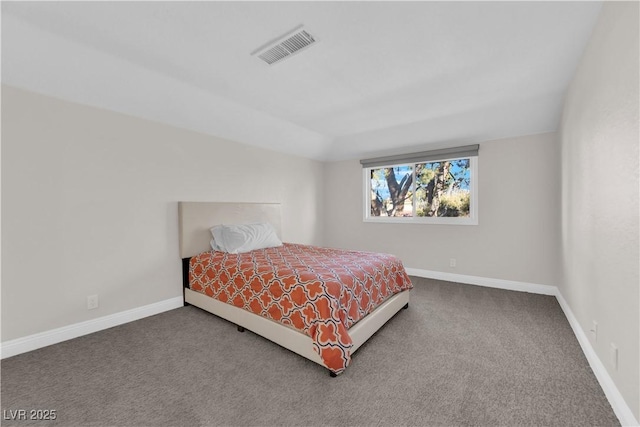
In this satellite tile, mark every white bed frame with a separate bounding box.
[178,202,410,374]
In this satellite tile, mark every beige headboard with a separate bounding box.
[178,202,282,258]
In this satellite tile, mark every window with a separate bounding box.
[362,145,478,225]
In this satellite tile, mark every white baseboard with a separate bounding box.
[407,267,639,426]
[2,271,638,425]
[405,268,557,295]
[1,296,184,359]
[555,292,639,426]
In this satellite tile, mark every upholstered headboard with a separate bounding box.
[178,202,282,259]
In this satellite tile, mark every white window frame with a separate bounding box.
[363,156,478,225]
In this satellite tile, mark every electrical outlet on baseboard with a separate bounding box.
[449,258,457,268]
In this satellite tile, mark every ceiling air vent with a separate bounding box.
[251,25,317,65]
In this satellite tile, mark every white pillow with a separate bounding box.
[210,238,223,252]
[209,226,226,251]
[210,223,282,254]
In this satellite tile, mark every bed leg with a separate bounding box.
[182,258,192,308]
[329,371,337,378]
[403,303,409,309]
[237,326,245,333]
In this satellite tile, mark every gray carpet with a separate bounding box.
[1,277,619,427]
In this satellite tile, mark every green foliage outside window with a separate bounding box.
[370,158,471,219]
[415,159,470,217]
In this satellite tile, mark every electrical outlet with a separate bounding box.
[87,295,99,310]
[610,343,618,371]
[590,321,598,342]
[449,258,457,268]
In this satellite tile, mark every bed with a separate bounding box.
[179,202,412,376]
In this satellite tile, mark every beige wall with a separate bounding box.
[559,1,640,420]
[1,85,324,341]
[323,133,561,287]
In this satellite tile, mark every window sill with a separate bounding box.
[363,217,478,226]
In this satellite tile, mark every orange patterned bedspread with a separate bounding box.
[189,243,412,373]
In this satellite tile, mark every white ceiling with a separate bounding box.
[1,1,602,161]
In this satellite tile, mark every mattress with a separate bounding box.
[189,243,413,373]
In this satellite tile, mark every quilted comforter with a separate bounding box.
[189,243,412,373]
